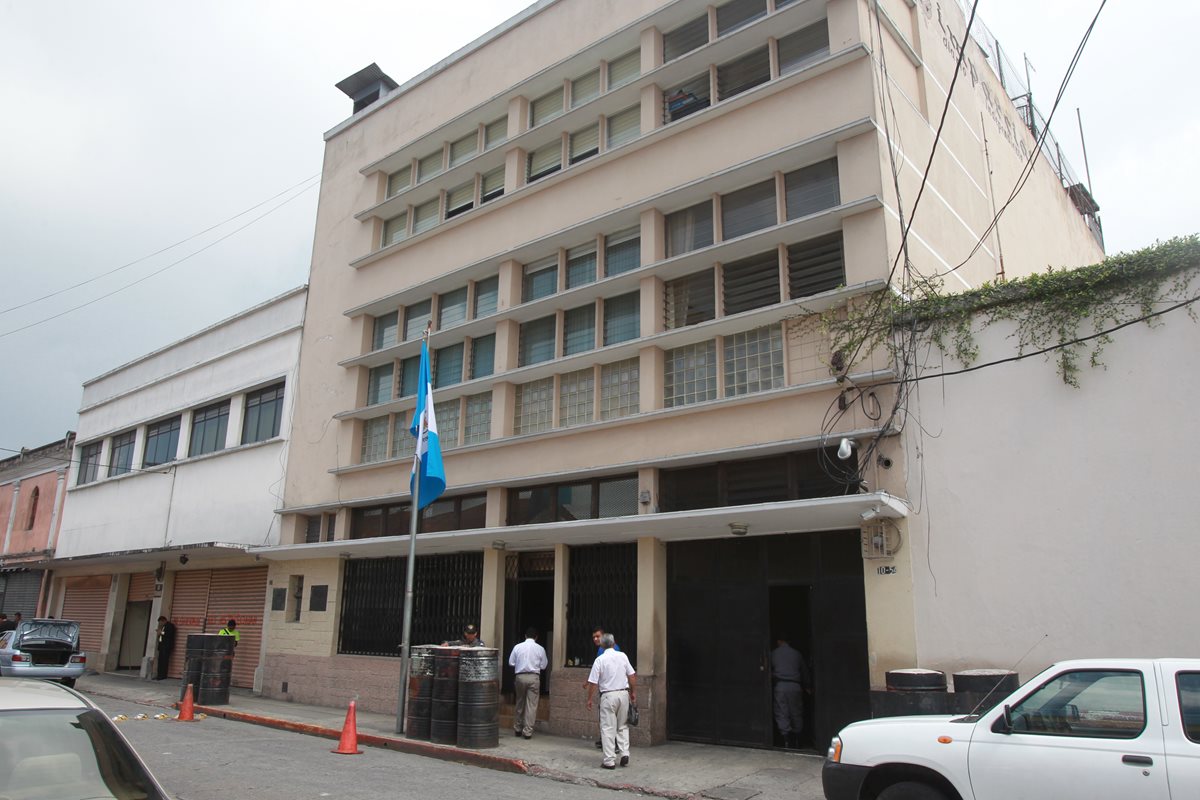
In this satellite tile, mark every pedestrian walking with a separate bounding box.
[586,632,637,769]
[587,626,620,748]
[154,616,177,680]
[508,626,548,739]
[770,634,812,748]
[217,619,240,644]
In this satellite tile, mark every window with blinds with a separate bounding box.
[559,368,595,427]
[361,417,389,463]
[449,132,477,167]
[663,14,709,61]
[417,150,444,182]
[474,276,499,317]
[485,117,508,150]
[382,212,408,247]
[600,358,639,420]
[404,300,431,340]
[566,245,596,288]
[523,258,558,302]
[438,287,468,329]
[530,88,564,127]
[387,165,411,198]
[399,356,420,398]
[723,250,781,315]
[607,49,640,90]
[665,340,718,407]
[664,73,711,123]
[481,167,504,203]
[721,178,777,240]
[724,325,784,397]
[666,201,714,256]
[564,304,596,355]
[412,198,439,234]
[716,0,767,36]
[435,399,461,448]
[373,312,398,350]
[367,364,394,405]
[434,343,464,388]
[570,123,600,164]
[604,228,640,276]
[785,158,840,219]
[787,232,845,299]
[514,378,554,434]
[464,392,492,444]
[603,291,640,345]
[470,334,495,378]
[519,316,557,366]
[606,105,640,149]
[664,269,716,329]
[445,181,474,219]
[527,141,562,182]
[779,20,830,75]
[717,45,771,101]
[572,69,600,108]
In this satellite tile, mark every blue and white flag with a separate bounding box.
[408,339,446,509]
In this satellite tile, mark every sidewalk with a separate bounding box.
[79,671,826,800]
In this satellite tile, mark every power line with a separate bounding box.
[0,445,172,477]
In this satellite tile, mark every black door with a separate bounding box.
[502,552,555,698]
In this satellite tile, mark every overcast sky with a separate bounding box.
[1,0,1194,451]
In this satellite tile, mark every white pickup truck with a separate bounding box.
[822,659,1200,800]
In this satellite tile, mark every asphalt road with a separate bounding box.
[96,698,624,800]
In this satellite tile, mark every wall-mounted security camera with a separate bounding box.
[178,554,189,565]
[837,437,856,461]
[877,455,894,469]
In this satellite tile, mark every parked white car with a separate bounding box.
[823,658,1200,800]
[0,618,88,686]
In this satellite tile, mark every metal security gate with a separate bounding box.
[0,570,43,616]
[167,572,210,679]
[61,575,112,657]
[207,567,267,689]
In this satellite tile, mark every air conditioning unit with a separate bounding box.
[861,520,902,559]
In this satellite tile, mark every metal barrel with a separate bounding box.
[406,645,435,741]
[430,646,460,745]
[457,648,499,749]
[180,634,210,701]
[197,635,236,705]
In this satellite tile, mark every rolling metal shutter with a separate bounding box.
[167,571,211,679]
[61,575,111,656]
[0,570,43,616]
[127,572,157,603]
[207,567,267,688]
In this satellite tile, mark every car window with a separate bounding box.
[1178,672,1200,744]
[1009,669,1145,739]
[0,707,166,799]
[0,632,10,649]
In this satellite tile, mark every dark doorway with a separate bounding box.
[768,585,814,748]
[117,600,152,671]
[502,551,555,698]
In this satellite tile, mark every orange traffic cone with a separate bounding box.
[331,700,363,754]
[177,684,195,722]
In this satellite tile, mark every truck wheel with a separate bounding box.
[878,781,947,800]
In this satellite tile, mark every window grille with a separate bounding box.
[514,377,554,434]
[445,181,474,219]
[373,311,398,350]
[527,141,563,182]
[604,228,641,276]
[399,356,420,398]
[519,316,557,366]
[470,334,495,379]
[484,117,507,150]
[559,368,595,427]
[304,516,322,544]
[360,417,389,463]
[564,305,596,355]
[412,198,439,234]
[382,213,408,247]
[566,245,597,288]
[659,447,859,511]
[435,399,461,448]
[464,392,492,444]
[417,150,444,182]
[778,20,830,75]
[603,291,640,345]
[108,431,135,477]
[243,383,285,444]
[788,232,845,299]
[721,178,777,240]
[391,415,415,459]
[663,14,709,62]
[531,88,565,127]
[606,106,640,150]
[572,69,600,108]
[607,49,640,89]
[570,123,600,164]
[404,300,432,340]
[664,73,711,123]
[716,0,767,36]
[665,340,718,407]
[449,132,477,167]
[723,249,781,314]
[664,269,716,329]
[785,158,840,220]
[666,201,714,256]
[566,543,637,667]
[600,358,639,420]
[481,167,505,204]
[143,417,180,468]
[724,325,784,396]
[523,259,558,302]
[438,288,468,329]
[367,364,394,405]
[189,401,229,457]
[434,343,463,388]
[716,45,771,101]
[473,276,499,317]
[386,165,411,198]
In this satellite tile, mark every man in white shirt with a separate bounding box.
[508,627,548,739]
[586,632,637,769]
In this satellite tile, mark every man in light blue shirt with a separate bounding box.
[509,627,548,739]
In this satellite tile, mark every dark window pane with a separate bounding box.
[108,431,135,477]
[523,262,558,302]
[373,312,398,350]
[519,316,557,366]
[785,158,840,219]
[779,20,831,75]
[663,14,709,61]
[434,343,464,388]
[598,477,638,517]
[726,455,789,504]
[721,179,777,240]
[603,292,640,345]
[605,230,640,276]
[508,486,556,525]
[660,465,720,511]
[144,417,181,467]
[664,269,716,329]
[399,356,420,398]
[404,299,432,340]
[564,305,596,356]
[470,334,495,379]
[243,383,285,444]
[566,248,597,288]
[474,276,499,317]
[459,495,487,529]
[557,483,595,521]
[664,73,711,123]
[788,232,845,299]
[567,543,637,667]
[666,201,714,256]
[438,288,468,329]
[189,401,229,457]
[716,0,767,35]
[78,441,103,484]
[421,499,457,532]
[723,250,781,314]
[716,46,771,101]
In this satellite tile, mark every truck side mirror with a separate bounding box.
[992,704,1014,735]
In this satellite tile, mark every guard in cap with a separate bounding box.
[443,623,486,647]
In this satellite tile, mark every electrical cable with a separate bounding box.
[0,445,173,477]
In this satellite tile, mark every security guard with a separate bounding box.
[217,619,241,644]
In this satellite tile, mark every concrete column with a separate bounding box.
[640,275,665,336]
[827,0,867,51]
[506,148,526,193]
[102,574,130,671]
[496,259,522,312]
[640,83,662,135]
[640,208,665,265]
[485,487,508,528]
[552,544,569,673]
[46,470,67,552]
[639,347,665,413]
[636,536,667,682]
[226,393,246,449]
[481,548,506,653]
[492,382,516,438]
[637,467,659,515]
[177,411,194,460]
[508,95,529,137]
[494,319,520,373]
[639,26,663,73]
[3,481,19,554]
[333,507,351,541]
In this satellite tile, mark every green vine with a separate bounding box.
[820,235,1200,386]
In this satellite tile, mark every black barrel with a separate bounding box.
[197,636,236,705]
[457,648,499,749]
[430,647,460,745]
[406,646,435,741]
[180,634,209,701]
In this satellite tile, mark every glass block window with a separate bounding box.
[717,0,767,35]
[108,430,135,477]
[531,88,565,127]
[514,378,555,435]
[373,311,398,350]
[723,250,781,315]
[664,73,711,123]
[564,304,596,356]
[665,340,718,407]
[570,123,600,165]
[382,212,408,247]
[481,167,505,204]
[464,392,492,444]
[404,300,432,340]
[412,198,439,235]
[399,355,420,398]
[391,415,416,460]
[386,165,412,198]
[474,276,499,318]
[778,20,831,75]
[361,417,389,463]
[603,291,640,345]
[599,476,639,517]
[717,45,771,101]
[417,150,443,182]
[566,245,597,288]
[663,14,709,61]
[143,416,181,468]
[722,178,777,240]
[607,105,640,149]
[188,401,229,457]
[523,259,558,302]
[519,316,557,366]
[485,117,508,150]
[435,399,461,448]
[434,343,464,388]
[600,358,639,420]
[470,334,495,379]
[604,228,640,276]
[572,69,600,108]
[724,325,784,396]
[607,49,640,89]
[666,201,714,256]
[527,141,563,182]
[449,132,477,167]
[559,368,595,427]
[788,232,845,299]
[367,363,394,405]
[664,269,716,329]
[445,181,474,219]
[438,288,468,329]
[78,441,102,485]
[785,158,841,220]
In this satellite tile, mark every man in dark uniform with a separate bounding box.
[770,634,813,748]
[443,623,486,647]
[155,616,177,680]
[0,614,13,633]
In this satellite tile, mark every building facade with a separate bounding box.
[50,287,306,687]
[265,0,1104,748]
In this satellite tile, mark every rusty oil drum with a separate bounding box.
[405,645,435,741]
[430,646,460,745]
[197,635,236,705]
[457,647,499,749]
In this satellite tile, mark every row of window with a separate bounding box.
[76,383,285,485]
[366,334,495,407]
[372,277,499,352]
[361,392,494,465]
[525,104,641,183]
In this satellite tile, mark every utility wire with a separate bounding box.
[0,445,172,477]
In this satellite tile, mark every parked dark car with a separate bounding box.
[0,618,88,687]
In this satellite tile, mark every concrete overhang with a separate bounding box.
[44,542,254,572]
[250,492,907,561]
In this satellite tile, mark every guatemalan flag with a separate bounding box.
[408,339,446,509]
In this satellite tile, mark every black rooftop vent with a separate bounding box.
[336,63,399,115]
